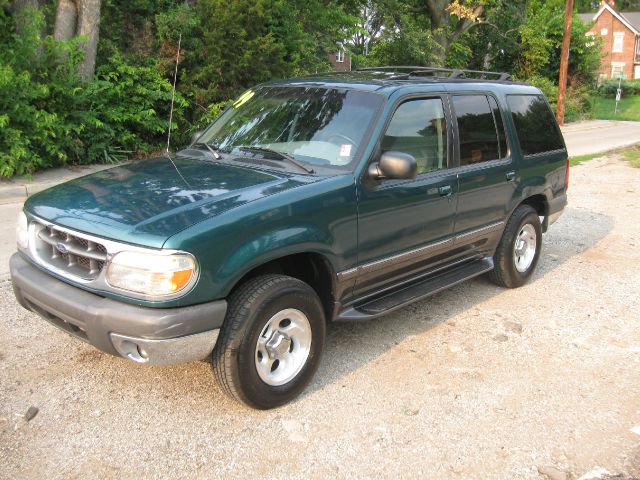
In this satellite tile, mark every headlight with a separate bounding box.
[106,251,197,299]
[16,211,29,250]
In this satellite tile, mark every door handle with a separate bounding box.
[506,171,516,181]
[438,185,453,197]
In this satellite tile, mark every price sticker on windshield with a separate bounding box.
[339,144,352,157]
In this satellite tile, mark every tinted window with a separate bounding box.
[382,98,448,174]
[453,95,500,166]
[488,96,508,159]
[507,95,565,156]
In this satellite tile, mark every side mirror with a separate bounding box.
[190,130,205,145]
[368,151,417,180]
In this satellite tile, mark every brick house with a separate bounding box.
[328,49,352,72]
[579,0,640,80]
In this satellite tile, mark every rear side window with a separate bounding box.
[507,95,564,156]
[452,95,502,166]
[488,96,508,159]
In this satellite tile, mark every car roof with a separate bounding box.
[264,69,540,97]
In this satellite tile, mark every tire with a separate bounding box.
[488,205,542,288]
[212,274,326,409]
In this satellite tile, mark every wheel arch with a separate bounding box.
[519,194,549,232]
[226,252,337,321]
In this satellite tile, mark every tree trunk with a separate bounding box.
[431,29,450,66]
[424,0,483,66]
[11,0,42,34]
[76,0,102,82]
[54,0,78,42]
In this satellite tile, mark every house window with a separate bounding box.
[611,62,626,79]
[613,32,624,53]
[601,28,608,35]
[336,50,345,63]
[586,31,596,47]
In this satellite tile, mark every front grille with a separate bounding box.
[33,222,108,280]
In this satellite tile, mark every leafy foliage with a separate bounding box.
[0,0,610,177]
[368,11,436,66]
[598,79,640,96]
[0,7,186,177]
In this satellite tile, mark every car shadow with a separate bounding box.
[305,205,614,396]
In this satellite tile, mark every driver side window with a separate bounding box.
[382,98,448,175]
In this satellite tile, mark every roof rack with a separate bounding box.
[355,66,513,82]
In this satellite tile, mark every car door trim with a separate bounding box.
[337,237,453,281]
[337,220,504,281]
[453,220,504,245]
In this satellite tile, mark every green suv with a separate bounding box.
[10,67,568,409]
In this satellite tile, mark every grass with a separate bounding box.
[569,144,640,167]
[569,152,604,167]
[622,144,640,168]
[589,95,640,121]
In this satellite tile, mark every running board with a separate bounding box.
[337,258,494,321]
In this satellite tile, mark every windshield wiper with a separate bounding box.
[237,146,314,174]
[192,142,221,160]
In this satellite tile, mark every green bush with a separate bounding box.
[52,54,189,164]
[598,79,640,96]
[0,64,60,177]
[525,75,558,108]
[0,10,187,178]
[565,83,593,122]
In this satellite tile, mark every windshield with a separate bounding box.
[197,86,384,169]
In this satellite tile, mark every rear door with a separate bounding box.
[451,93,515,254]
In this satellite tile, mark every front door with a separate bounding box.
[354,95,458,298]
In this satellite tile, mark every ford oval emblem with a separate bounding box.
[56,243,68,254]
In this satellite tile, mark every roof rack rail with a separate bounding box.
[355,66,513,82]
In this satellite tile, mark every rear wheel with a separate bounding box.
[489,205,542,288]
[212,274,326,409]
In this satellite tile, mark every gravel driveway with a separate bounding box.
[1,154,639,480]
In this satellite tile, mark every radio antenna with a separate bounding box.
[166,32,182,155]
[163,33,190,187]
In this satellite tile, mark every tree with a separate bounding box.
[52,0,102,81]
[368,10,436,66]
[462,0,528,72]
[360,0,503,67]
[352,0,386,55]
[419,0,497,66]
[54,0,77,42]
[614,0,640,10]
[76,0,102,81]
[516,0,600,82]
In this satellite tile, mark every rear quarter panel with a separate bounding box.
[495,86,568,218]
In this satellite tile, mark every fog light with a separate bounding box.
[110,335,150,363]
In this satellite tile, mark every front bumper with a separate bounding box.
[10,254,227,365]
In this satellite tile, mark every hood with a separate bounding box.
[25,156,318,248]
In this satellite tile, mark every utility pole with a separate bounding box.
[556,0,575,125]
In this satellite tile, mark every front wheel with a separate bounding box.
[489,205,542,288]
[212,274,326,409]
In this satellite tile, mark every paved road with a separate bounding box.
[0,203,21,280]
[561,120,640,157]
[1,153,640,479]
